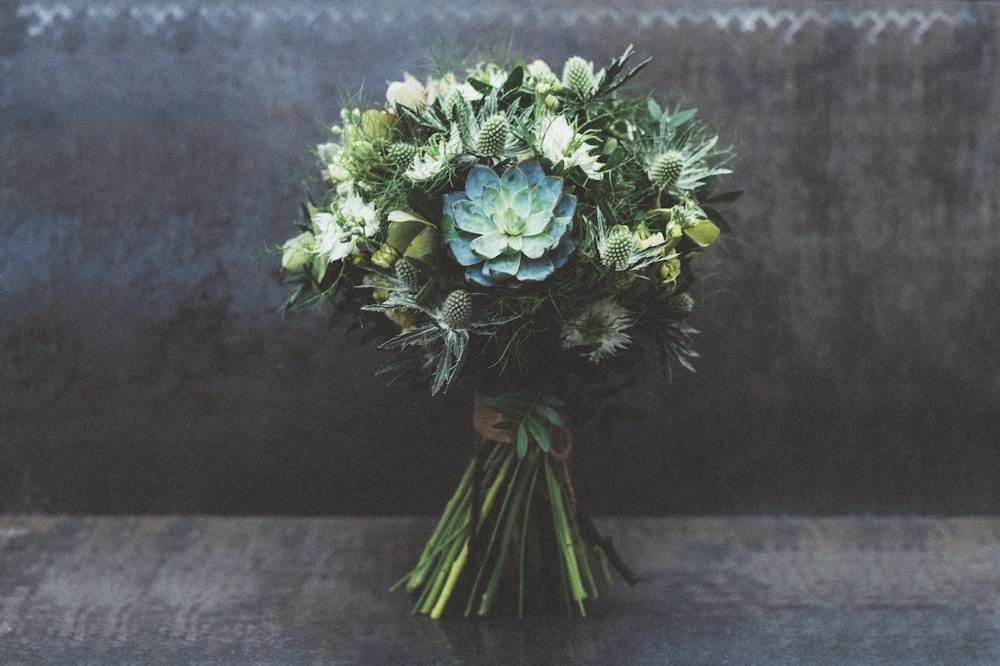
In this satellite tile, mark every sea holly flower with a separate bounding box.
[644,133,732,197]
[561,296,634,362]
[562,56,596,97]
[442,158,576,286]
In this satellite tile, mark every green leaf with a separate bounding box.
[667,107,698,128]
[525,416,550,453]
[516,425,529,459]
[386,211,435,253]
[403,226,441,264]
[646,97,663,121]
[683,219,721,247]
[534,404,565,428]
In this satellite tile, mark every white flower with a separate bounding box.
[535,114,604,180]
[562,297,634,362]
[311,194,378,262]
[317,141,351,183]
[385,72,427,111]
[525,59,556,83]
[404,127,463,181]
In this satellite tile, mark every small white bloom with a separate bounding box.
[562,297,634,362]
[311,194,378,262]
[406,151,447,181]
[312,212,356,262]
[385,72,427,111]
[317,141,351,183]
[536,114,604,180]
[525,59,556,82]
[404,127,463,181]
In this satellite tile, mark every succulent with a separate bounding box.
[442,158,576,286]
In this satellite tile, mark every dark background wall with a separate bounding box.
[2,0,998,515]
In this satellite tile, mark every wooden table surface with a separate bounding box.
[2,516,998,664]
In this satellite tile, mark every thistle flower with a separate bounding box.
[476,113,509,157]
[562,56,596,97]
[442,158,576,286]
[395,259,423,293]
[386,142,418,169]
[562,297,634,362]
[600,225,636,271]
[436,290,474,330]
[648,150,684,190]
[644,131,731,196]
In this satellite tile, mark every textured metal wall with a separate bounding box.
[2,0,999,514]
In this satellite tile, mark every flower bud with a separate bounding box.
[281,232,314,272]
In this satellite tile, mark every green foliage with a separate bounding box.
[274,45,739,397]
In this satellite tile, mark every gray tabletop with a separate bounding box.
[2,515,998,664]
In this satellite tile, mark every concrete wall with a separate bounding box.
[2,0,998,514]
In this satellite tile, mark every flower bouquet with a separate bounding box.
[278,46,737,618]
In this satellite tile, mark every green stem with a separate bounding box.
[430,539,469,619]
[545,456,587,615]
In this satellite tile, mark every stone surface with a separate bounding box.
[2,515,999,664]
[2,1,1000,514]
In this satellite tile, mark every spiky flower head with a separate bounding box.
[600,225,636,271]
[562,56,596,97]
[442,158,576,286]
[476,113,509,157]
[394,259,422,293]
[562,297,634,362]
[648,150,685,190]
[386,142,418,169]
[437,290,474,330]
[664,292,695,319]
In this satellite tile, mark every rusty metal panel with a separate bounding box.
[1,1,999,513]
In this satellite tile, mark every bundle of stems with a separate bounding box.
[395,436,630,618]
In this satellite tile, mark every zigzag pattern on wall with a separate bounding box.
[15,2,977,45]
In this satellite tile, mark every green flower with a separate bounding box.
[442,158,576,286]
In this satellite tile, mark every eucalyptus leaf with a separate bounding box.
[535,404,565,428]
[516,425,529,459]
[525,416,550,453]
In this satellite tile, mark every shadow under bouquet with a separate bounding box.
[278,46,738,618]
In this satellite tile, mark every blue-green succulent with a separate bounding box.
[442,158,576,286]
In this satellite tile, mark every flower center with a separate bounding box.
[501,208,525,236]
